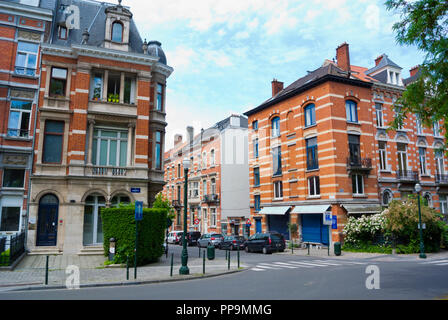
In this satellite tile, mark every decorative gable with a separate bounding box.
[104,0,133,52]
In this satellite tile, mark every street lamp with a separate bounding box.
[179,157,191,275]
[414,183,427,259]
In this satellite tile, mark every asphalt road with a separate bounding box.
[1,244,447,300]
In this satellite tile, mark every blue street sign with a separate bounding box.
[332,215,337,229]
[131,188,141,193]
[135,201,143,221]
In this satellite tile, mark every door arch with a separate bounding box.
[36,194,59,246]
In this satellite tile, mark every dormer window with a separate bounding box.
[111,21,123,43]
[58,26,68,40]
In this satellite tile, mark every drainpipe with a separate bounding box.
[24,46,43,252]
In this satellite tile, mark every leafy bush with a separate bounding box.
[342,243,392,254]
[0,249,10,266]
[343,213,387,246]
[101,206,168,266]
[383,199,444,253]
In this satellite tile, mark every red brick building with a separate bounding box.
[0,1,52,246]
[24,0,172,255]
[163,115,250,237]
[244,43,446,248]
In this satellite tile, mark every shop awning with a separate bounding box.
[258,206,291,215]
[341,204,382,215]
[290,205,332,214]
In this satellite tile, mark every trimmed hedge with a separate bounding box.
[101,206,167,266]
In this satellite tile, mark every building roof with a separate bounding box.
[365,54,402,75]
[244,61,372,116]
[403,68,422,86]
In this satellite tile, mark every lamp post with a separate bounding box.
[179,157,191,275]
[414,183,427,259]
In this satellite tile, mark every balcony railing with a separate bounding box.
[347,157,372,171]
[14,66,36,77]
[91,166,127,176]
[396,170,419,182]
[203,194,219,203]
[435,174,448,185]
[172,200,181,208]
[7,128,29,138]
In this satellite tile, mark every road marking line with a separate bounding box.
[254,265,282,270]
[251,268,266,271]
[308,260,342,266]
[268,262,299,269]
[435,262,448,266]
[286,261,328,267]
[422,260,448,264]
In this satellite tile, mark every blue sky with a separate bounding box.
[124,0,426,149]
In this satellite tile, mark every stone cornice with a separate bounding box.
[0,2,53,21]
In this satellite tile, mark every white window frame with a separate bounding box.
[92,127,128,167]
[8,99,32,138]
[379,141,388,171]
[15,41,39,76]
[435,150,445,176]
[274,181,283,199]
[440,195,448,215]
[433,121,441,137]
[416,115,423,135]
[211,178,216,195]
[397,143,408,172]
[210,207,217,227]
[192,181,199,198]
[352,174,364,195]
[375,103,384,128]
[308,176,320,197]
[419,147,427,175]
[202,152,207,168]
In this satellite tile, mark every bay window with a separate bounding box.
[91,128,128,167]
[156,83,163,111]
[155,131,162,170]
[8,100,32,137]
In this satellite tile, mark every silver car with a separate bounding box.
[197,233,224,248]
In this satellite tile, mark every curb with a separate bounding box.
[4,267,248,292]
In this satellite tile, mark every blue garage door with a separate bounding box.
[302,214,329,245]
[267,213,289,240]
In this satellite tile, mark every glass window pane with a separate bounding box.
[18,41,38,53]
[46,121,64,133]
[100,140,108,165]
[20,112,30,131]
[27,54,37,69]
[15,53,26,68]
[120,141,127,166]
[41,194,58,204]
[109,140,117,166]
[101,131,117,138]
[112,22,123,42]
[8,111,20,131]
[43,135,62,163]
[51,68,67,79]
[3,169,25,188]
[92,74,103,100]
[83,205,94,245]
[124,77,132,104]
[11,100,32,110]
[96,211,103,244]
[0,207,20,231]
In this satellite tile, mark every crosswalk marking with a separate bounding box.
[421,259,448,264]
[249,259,367,272]
[435,262,448,266]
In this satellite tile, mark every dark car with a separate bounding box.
[185,231,201,246]
[197,233,224,248]
[244,232,286,254]
[219,235,245,250]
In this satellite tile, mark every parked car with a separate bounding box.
[244,232,286,254]
[185,231,201,246]
[219,235,245,250]
[167,231,183,244]
[197,233,224,248]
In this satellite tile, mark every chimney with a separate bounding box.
[336,42,350,72]
[410,65,420,77]
[174,134,182,146]
[375,55,384,66]
[271,79,284,97]
[186,126,194,146]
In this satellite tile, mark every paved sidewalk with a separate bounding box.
[0,254,246,291]
[279,247,448,261]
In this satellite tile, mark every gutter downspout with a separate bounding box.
[24,46,43,253]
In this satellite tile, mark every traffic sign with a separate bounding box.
[135,201,143,221]
[194,219,200,225]
[246,219,251,226]
[332,215,338,229]
[323,211,332,225]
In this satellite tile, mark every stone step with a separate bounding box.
[78,246,104,256]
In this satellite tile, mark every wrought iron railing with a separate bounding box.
[7,128,29,138]
[396,170,419,181]
[14,67,36,77]
[203,194,219,203]
[0,233,25,266]
[435,174,448,185]
[347,157,373,169]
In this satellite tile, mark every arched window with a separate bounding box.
[346,100,358,123]
[304,104,316,127]
[111,22,123,42]
[111,194,131,207]
[271,116,280,137]
[382,190,393,206]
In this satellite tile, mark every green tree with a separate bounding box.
[385,0,448,148]
[153,193,175,221]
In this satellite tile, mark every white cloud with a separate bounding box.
[365,4,380,32]
[235,31,250,40]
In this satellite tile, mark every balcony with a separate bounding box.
[203,194,219,203]
[396,170,419,182]
[347,157,372,174]
[90,166,127,176]
[435,174,448,186]
[172,200,182,208]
